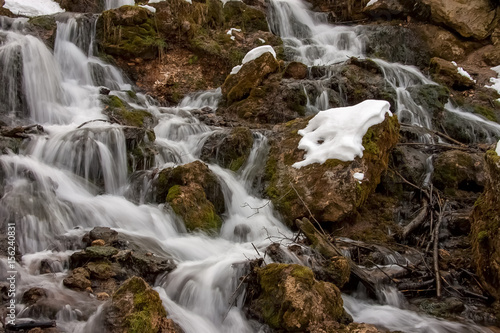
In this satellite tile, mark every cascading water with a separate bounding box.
[0,2,495,333]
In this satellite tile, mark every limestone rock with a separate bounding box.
[419,0,499,40]
[471,150,500,300]
[200,127,254,171]
[85,227,118,246]
[103,276,183,333]
[264,113,399,227]
[248,263,349,331]
[22,288,48,306]
[222,52,279,104]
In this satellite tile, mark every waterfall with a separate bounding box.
[0,1,495,333]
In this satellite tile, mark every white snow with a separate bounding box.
[4,0,64,16]
[229,45,276,75]
[258,38,266,43]
[226,28,242,35]
[353,172,364,181]
[486,65,500,99]
[139,4,156,12]
[365,0,378,7]
[451,61,476,83]
[292,100,392,169]
[496,140,500,156]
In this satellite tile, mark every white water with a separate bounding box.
[0,3,495,333]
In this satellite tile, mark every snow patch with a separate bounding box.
[496,140,500,156]
[451,61,476,83]
[292,100,392,169]
[226,28,242,35]
[229,45,276,75]
[258,38,266,43]
[353,172,364,181]
[4,0,64,16]
[139,4,156,12]
[366,0,378,7]
[486,65,500,99]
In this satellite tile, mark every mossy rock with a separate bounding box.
[264,112,399,227]
[167,184,222,232]
[250,263,348,331]
[96,6,165,60]
[70,246,119,268]
[200,127,254,172]
[101,95,156,129]
[429,57,475,91]
[85,261,116,280]
[28,15,57,31]
[222,1,269,32]
[407,84,449,122]
[432,150,485,195]
[471,150,500,301]
[222,52,279,104]
[103,276,183,333]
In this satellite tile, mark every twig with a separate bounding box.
[391,169,429,199]
[401,198,429,239]
[222,273,250,321]
[288,181,329,237]
[251,243,261,257]
[76,119,110,129]
[434,200,448,299]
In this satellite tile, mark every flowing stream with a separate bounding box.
[0,1,496,332]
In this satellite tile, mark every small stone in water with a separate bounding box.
[91,239,106,246]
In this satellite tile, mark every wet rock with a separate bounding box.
[85,227,118,246]
[364,0,407,18]
[471,149,500,301]
[22,288,48,306]
[283,62,308,80]
[103,276,183,333]
[430,57,475,91]
[264,112,399,227]
[200,127,254,172]
[418,297,465,318]
[418,0,500,40]
[222,52,279,104]
[407,83,449,123]
[70,246,119,268]
[247,263,350,331]
[122,126,157,172]
[96,6,163,60]
[101,95,156,129]
[26,15,58,48]
[433,150,485,195]
[56,0,103,13]
[305,0,368,22]
[63,267,91,291]
[154,160,225,214]
[86,261,116,280]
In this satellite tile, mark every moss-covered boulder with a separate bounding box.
[471,149,500,301]
[429,57,475,91]
[102,95,156,129]
[154,161,225,232]
[433,150,485,195]
[200,127,254,172]
[56,0,103,13]
[283,61,308,79]
[222,1,269,32]
[248,263,349,332]
[96,6,164,60]
[63,267,92,291]
[103,276,183,333]
[264,112,399,227]
[222,51,279,104]
[26,15,58,48]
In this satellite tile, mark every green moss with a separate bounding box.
[474,105,497,122]
[85,246,119,258]
[28,15,56,30]
[477,230,489,245]
[102,95,154,128]
[166,185,181,202]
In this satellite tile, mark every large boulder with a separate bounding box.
[429,57,475,91]
[96,6,163,60]
[471,149,500,301]
[419,0,500,40]
[264,110,399,227]
[103,276,183,333]
[56,0,103,13]
[221,51,279,104]
[154,161,225,232]
[247,263,350,332]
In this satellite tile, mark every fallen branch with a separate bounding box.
[76,119,110,129]
[401,199,429,239]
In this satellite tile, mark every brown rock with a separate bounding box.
[63,267,91,291]
[91,239,106,246]
[264,112,399,227]
[221,51,279,104]
[430,57,475,90]
[22,287,48,306]
[433,150,485,194]
[471,150,500,301]
[420,0,500,40]
[97,292,110,301]
[283,62,308,79]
